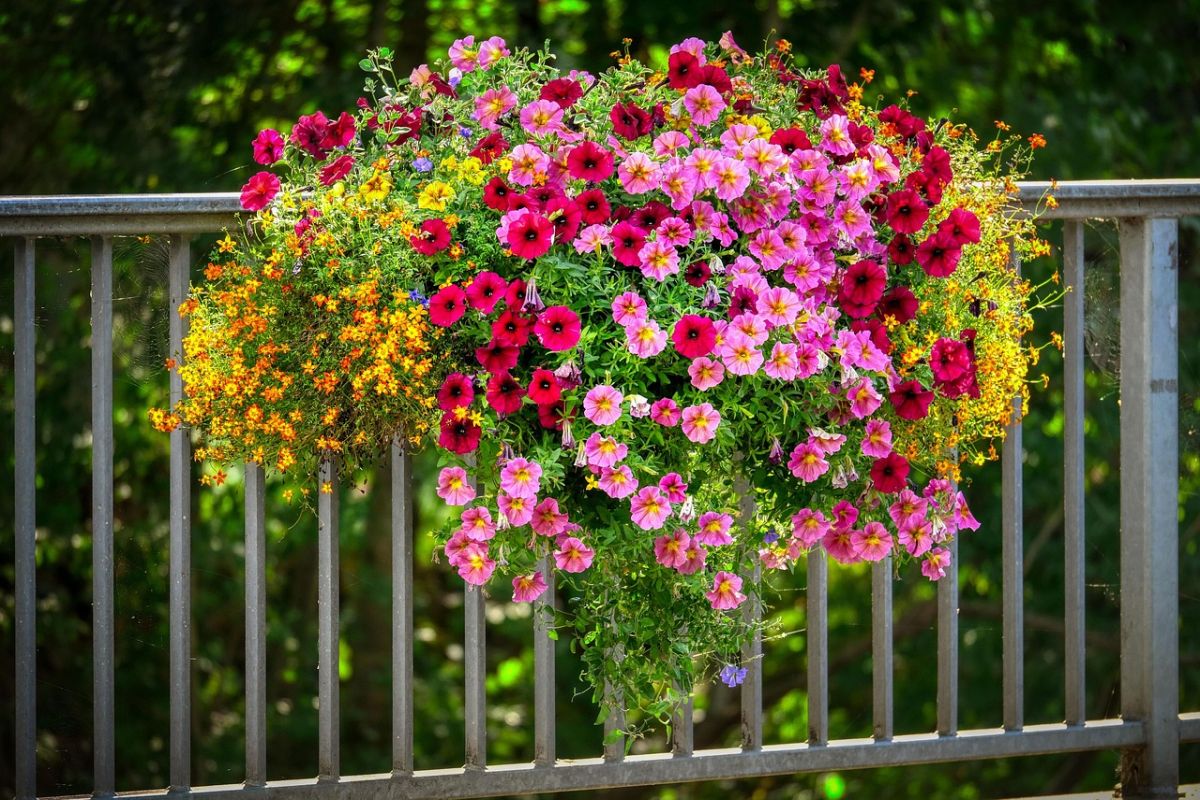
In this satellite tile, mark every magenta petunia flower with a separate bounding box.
[861,419,893,458]
[436,467,476,506]
[921,547,952,581]
[870,452,910,494]
[611,291,648,326]
[465,271,507,313]
[567,141,615,182]
[625,318,668,358]
[252,129,285,165]
[439,413,482,454]
[846,377,883,419]
[915,230,963,277]
[672,315,716,360]
[512,571,548,603]
[497,491,535,527]
[706,571,747,610]
[457,549,496,586]
[695,511,734,545]
[680,403,721,444]
[790,509,829,549]
[889,379,934,421]
[898,518,933,558]
[527,368,561,406]
[535,305,581,351]
[475,340,519,373]
[410,218,452,255]
[506,210,554,259]
[428,285,467,327]
[658,473,688,504]
[485,372,525,416]
[654,529,692,569]
[583,385,623,426]
[584,431,627,468]
[930,337,972,383]
[684,84,726,127]
[437,373,474,411]
[554,536,595,573]
[611,221,648,267]
[650,398,681,427]
[240,171,280,211]
[629,486,672,530]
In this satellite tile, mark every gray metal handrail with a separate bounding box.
[6,179,1200,800]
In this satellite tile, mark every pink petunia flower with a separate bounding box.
[695,511,734,545]
[625,318,668,358]
[706,571,747,610]
[611,291,648,326]
[889,488,929,529]
[650,398,681,427]
[711,156,751,201]
[598,465,639,499]
[499,457,542,499]
[583,385,623,426]
[240,171,280,211]
[824,527,861,564]
[477,36,510,69]
[688,357,725,390]
[791,509,830,548]
[684,84,727,127]
[676,541,708,574]
[508,143,551,186]
[444,530,484,567]
[554,537,596,573]
[459,507,495,541]
[788,442,829,483]
[574,224,612,254]
[862,419,893,458]
[898,517,934,557]
[658,473,688,504]
[474,86,519,129]
[853,522,893,562]
[763,342,800,380]
[457,548,496,585]
[519,99,565,136]
[846,378,883,419]
[584,431,628,468]
[638,239,680,281]
[252,129,285,165]
[819,115,855,156]
[921,547,952,581]
[497,491,534,527]
[531,497,569,537]
[437,466,476,506]
[654,529,692,569]
[742,138,788,177]
[512,571,548,603]
[618,151,661,194]
[629,486,672,530]
[680,403,721,444]
[720,332,764,376]
[448,36,481,72]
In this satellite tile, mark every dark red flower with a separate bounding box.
[319,155,355,186]
[633,201,670,231]
[535,305,581,351]
[930,337,972,383]
[878,285,918,324]
[567,141,615,182]
[905,169,944,205]
[610,102,653,141]
[885,189,930,235]
[492,309,535,348]
[889,380,934,421]
[506,211,554,259]
[611,221,647,267]
[878,105,924,139]
[939,207,981,247]
[486,372,525,416]
[466,271,507,314]
[527,368,562,405]
[769,127,812,155]
[699,65,732,95]
[730,286,757,318]
[506,193,535,214]
[475,340,520,373]
[503,279,527,311]
[470,132,509,164]
[437,373,474,410]
[851,318,892,354]
[483,176,514,211]
[685,260,711,287]
[915,231,963,278]
[870,453,910,494]
[576,189,611,224]
[671,314,716,359]
[526,184,561,209]
[439,412,481,454]
[410,218,452,255]
[545,196,582,244]
[667,51,704,90]
[838,260,887,318]
[240,171,280,211]
[429,285,467,327]
[922,146,953,186]
[540,77,583,108]
[320,111,356,149]
[888,234,916,266]
[290,111,331,159]
[537,400,570,431]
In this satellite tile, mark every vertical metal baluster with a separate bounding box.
[872,555,893,741]
[670,691,694,758]
[1002,248,1025,733]
[463,453,486,772]
[244,463,267,787]
[1062,220,1087,727]
[14,238,37,800]
[317,459,339,781]
[737,471,762,752]
[937,539,959,736]
[807,549,828,746]
[1118,217,1179,793]
[91,236,115,797]
[603,673,625,762]
[533,555,556,767]
[391,441,414,776]
[167,234,191,792]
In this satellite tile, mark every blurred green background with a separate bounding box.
[1,1,1199,798]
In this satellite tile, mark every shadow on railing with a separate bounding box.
[3,180,1200,800]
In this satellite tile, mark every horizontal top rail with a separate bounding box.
[1,180,1198,236]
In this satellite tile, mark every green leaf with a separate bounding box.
[602,728,625,745]
[358,58,373,72]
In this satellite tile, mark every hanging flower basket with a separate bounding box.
[153,32,1053,728]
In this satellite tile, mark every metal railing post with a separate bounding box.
[1118,216,1180,798]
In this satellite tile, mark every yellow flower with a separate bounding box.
[418,181,455,210]
[359,171,392,203]
[217,234,237,253]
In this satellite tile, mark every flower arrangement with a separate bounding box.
[153,32,1053,727]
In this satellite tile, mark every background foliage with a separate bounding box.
[1,0,1199,797]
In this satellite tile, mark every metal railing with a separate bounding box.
[4,179,1200,799]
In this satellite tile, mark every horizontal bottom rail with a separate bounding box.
[1182,711,1200,743]
[82,721,1143,800]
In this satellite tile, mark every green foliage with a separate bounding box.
[1,1,1199,798]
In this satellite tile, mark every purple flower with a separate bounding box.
[763,529,780,545]
[719,664,748,688]
[413,157,434,173]
[459,126,473,139]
